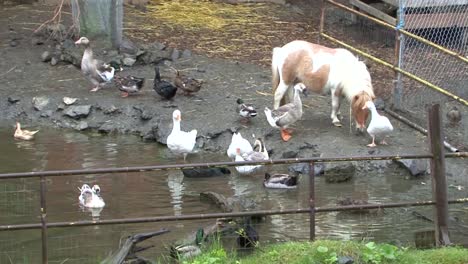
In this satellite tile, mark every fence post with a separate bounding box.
[392,0,404,110]
[309,162,316,241]
[427,104,451,246]
[40,176,48,264]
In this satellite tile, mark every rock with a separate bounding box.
[60,39,82,67]
[154,119,172,145]
[74,121,88,131]
[287,162,324,176]
[119,38,139,55]
[140,110,153,120]
[9,40,18,47]
[98,122,115,133]
[299,142,318,151]
[181,49,192,58]
[137,48,172,65]
[32,96,50,111]
[103,105,120,115]
[395,159,429,176]
[338,256,354,264]
[31,37,44,45]
[63,97,78,105]
[282,150,298,159]
[374,97,385,110]
[40,110,53,118]
[123,56,137,67]
[7,96,20,104]
[182,167,231,178]
[63,105,91,119]
[324,163,356,183]
[141,126,157,141]
[171,48,180,61]
[41,51,52,62]
[50,57,59,66]
[56,103,66,111]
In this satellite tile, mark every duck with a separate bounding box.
[446,106,461,125]
[173,68,203,95]
[264,83,308,141]
[226,132,253,160]
[78,184,105,208]
[167,109,198,161]
[234,139,269,175]
[237,217,259,248]
[114,75,145,97]
[14,122,39,140]
[74,37,116,92]
[237,98,257,123]
[362,100,393,147]
[153,66,177,100]
[170,228,204,259]
[263,172,298,189]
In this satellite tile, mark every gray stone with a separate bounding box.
[41,51,52,62]
[32,96,50,111]
[9,40,18,47]
[395,159,429,176]
[119,38,139,55]
[141,110,153,120]
[325,163,356,183]
[60,40,82,67]
[181,49,192,58]
[288,163,324,176]
[155,119,172,145]
[56,103,66,111]
[103,105,119,115]
[63,105,92,119]
[75,121,88,131]
[98,122,115,133]
[282,150,298,159]
[171,48,180,61]
[50,56,59,66]
[7,96,20,104]
[123,56,136,67]
[31,37,44,45]
[338,256,354,264]
[40,110,53,118]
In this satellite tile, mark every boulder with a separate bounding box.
[60,39,82,67]
[395,159,429,176]
[123,56,137,67]
[282,150,299,159]
[287,162,324,176]
[98,122,116,133]
[324,163,356,183]
[63,105,92,119]
[32,96,50,111]
[7,96,20,104]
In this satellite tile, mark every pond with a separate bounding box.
[0,127,466,263]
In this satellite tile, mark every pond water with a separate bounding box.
[0,127,466,263]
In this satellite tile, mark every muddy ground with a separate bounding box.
[0,1,465,177]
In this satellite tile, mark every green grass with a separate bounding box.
[180,240,468,264]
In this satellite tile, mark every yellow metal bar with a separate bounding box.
[321,33,468,106]
[325,0,468,64]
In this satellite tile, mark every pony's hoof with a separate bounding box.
[333,122,342,127]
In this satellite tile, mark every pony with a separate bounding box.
[271,40,375,131]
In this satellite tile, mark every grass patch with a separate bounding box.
[181,240,468,264]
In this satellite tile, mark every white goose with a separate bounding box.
[362,101,393,147]
[78,184,105,208]
[226,132,253,160]
[167,109,198,161]
[234,139,269,175]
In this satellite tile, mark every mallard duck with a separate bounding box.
[237,98,257,123]
[114,75,145,97]
[263,172,298,189]
[264,83,308,141]
[170,228,204,260]
[237,217,259,248]
[363,100,393,147]
[446,106,461,125]
[108,60,123,72]
[75,37,116,92]
[234,139,268,175]
[14,122,39,140]
[167,109,197,161]
[154,66,177,100]
[78,183,105,208]
[226,132,253,160]
[173,68,203,95]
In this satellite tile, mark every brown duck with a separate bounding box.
[172,68,203,95]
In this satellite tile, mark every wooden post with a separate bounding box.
[309,162,316,241]
[40,176,48,264]
[427,104,451,246]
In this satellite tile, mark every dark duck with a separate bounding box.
[153,66,177,100]
[114,75,145,97]
[237,217,259,249]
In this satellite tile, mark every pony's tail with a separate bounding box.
[271,47,281,94]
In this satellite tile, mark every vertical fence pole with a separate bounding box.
[392,0,404,110]
[40,176,48,263]
[427,104,451,246]
[309,162,316,241]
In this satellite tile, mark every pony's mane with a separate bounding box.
[339,57,374,101]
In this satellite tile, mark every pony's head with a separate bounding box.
[352,91,375,131]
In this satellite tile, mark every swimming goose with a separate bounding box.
[154,66,177,100]
[234,139,268,175]
[167,109,197,161]
[114,75,145,97]
[264,83,308,141]
[226,132,253,160]
[14,122,39,140]
[237,98,257,123]
[263,172,298,189]
[75,37,115,92]
[78,184,105,208]
[363,100,393,147]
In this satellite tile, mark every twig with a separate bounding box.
[33,0,65,35]
[59,258,69,264]
[0,66,17,78]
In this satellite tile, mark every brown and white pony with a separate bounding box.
[272,40,375,131]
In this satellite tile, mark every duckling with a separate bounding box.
[226,132,253,160]
[173,68,203,95]
[14,122,39,140]
[114,75,145,97]
[446,106,461,126]
[170,228,204,260]
[263,172,298,189]
[153,66,177,100]
[167,109,197,161]
[362,100,393,147]
[237,98,257,123]
[78,184,105,208]
[264,83,308,141]
[237,217,259,248]
[75,37,116,92]
[234,139,268,175]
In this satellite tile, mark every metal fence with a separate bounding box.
[0,105,467,263]
[319,0,468,151]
